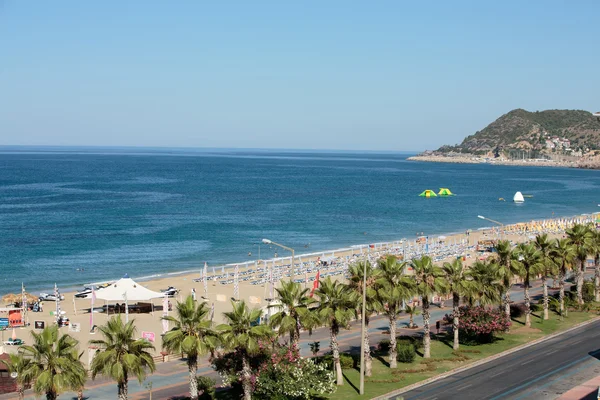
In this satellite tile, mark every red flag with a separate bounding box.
[309,270,320,297]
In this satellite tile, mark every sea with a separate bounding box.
[1,147,599,294]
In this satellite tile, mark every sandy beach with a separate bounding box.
[1,213,597,366]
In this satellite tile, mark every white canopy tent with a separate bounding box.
[94,274,164,322]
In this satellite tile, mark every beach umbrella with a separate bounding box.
[221,265,225,275]
[203,262,208,296]
[2,294,20,305]
[162,294,169,334]
[233,265,239,300]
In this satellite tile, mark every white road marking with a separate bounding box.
[521,359,535,365]
[456,384,472,391]
[545,349,559,355]
[571,339,583,345]
[490,370,505,378]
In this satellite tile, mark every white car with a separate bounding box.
[39,293,65,302]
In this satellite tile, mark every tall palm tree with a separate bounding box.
[0,353,35,400]
[590,230,600,302]
[89,316,156,400]
[513,243,543,328]
[375,255,414,368]
[466,261,502,307]
[551,239,576,317]
[534,234,555,320]
[268,280,319,349]
[411,256,446,358]
[566,224,593,304]
[216,300,272,400]
[162,296,218,400]
[19,325,86,400]
[442,258,474,350]
[315,277,358,385]
[494,240,517,319]
[348,260,380,376]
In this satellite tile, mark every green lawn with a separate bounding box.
[327,311,596,400]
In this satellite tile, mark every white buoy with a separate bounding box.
[513,191,525,203]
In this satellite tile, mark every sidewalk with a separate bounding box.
[558,375,600,400]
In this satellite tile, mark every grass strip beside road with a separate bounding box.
[327,311,596,400]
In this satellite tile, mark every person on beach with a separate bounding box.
[191,288,196,301]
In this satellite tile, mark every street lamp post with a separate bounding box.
[358,248,368,395]
[262,238,295,283]
[477,215,504,239]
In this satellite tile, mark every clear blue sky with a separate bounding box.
[1,1,599,151]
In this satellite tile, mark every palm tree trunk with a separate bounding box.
[241,354,253,400]
[118,381,128,400]
[389,314,397,368]
[542,274,549,320]
[45,392,57,400]
[577,260,584,305]
[452,292,460,350]
[364,317,372,377]
[595,256,600,302]
[188,357,199,400]
[330,328,343,386]
[17,385,24,400]
[409,312,415,328]
[422,298,431,358]
[77,389,84,400]
[524,275,531,328]
[504,290,511,320]
[559,269,565,317]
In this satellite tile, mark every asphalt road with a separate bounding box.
[395,319,600,400]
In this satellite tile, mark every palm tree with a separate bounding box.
[268,280,319,349]
[162,296,218,400]
[19,325,86,400]
[216,300,272,400]
[442,258,474,350]
[0,353,34,400]
[348,260,380,376]
[375,255,414,368]
[465,261,501,307]
[551,239,576,317]
[566,224,593,304]
[494,240,517,319]
[405,304,420,329]
[89,316,156,400]
[590,230,600,302]
[513,243,543,327]
[315,277,358,385]
[534,234,555,320]
[411,256,446,358]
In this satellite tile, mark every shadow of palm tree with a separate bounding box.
[343,371,360,394]
[511,317,525,326]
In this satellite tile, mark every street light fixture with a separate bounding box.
[358,248,368,395]
[477,215,504,239]
[262,238,295,282]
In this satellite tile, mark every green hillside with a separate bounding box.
[437,109,600,155]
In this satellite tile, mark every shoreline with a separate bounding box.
[19,210,599,299]
[406,155,588,169]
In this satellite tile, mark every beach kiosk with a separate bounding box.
[419,190,437,198]
[94,274,164,323]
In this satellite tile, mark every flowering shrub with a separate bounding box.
[212,341,335,399]
[254,345,336,399]
[444,306,511,343]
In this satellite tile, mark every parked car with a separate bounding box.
[39,293,65,302]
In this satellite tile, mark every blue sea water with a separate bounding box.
[1,147,599,294]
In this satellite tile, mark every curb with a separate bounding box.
[373,315,600,400]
